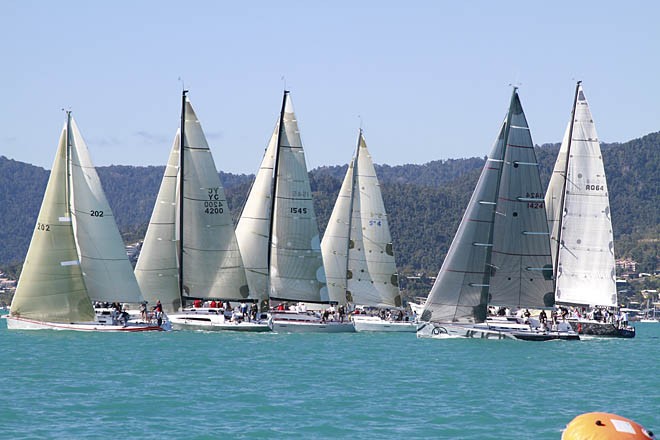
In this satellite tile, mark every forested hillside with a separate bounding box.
[1,132,658,282]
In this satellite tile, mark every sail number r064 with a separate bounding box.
[585,184,605,191]
[290,207,308,214]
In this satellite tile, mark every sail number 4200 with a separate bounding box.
[204,201,224,214]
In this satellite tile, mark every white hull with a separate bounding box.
[639,319,660,323]
[270,310,355,333]
[352,315,417,332]
[417,322,518,340]
[169,310,272,332]
[417,321,579,341]
[5,315,164,332]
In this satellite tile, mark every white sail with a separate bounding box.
[135,132,181,313]
[350,133,401,307]
[68,118,144,304]
[269,92,327,303]
[10,125,95,322]
[180,100,249,301]
[321,155,354,305]
[421,89,552,323]
[547,84,617,307]
[488,94,554,308]
[322,132,401,307]
[235,123,278,305]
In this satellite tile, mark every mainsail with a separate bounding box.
[135,93,250,313]
[268,91,327,303]
[544,82,617,307]
[421,89,553,324]
[488,93,555,308]
[11,113,143,321]
[321,131,401,307]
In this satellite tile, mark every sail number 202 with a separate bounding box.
[37,222,50,231]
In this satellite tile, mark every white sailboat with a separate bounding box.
[236,90,354,333]
[417,88,578,341]
[6,113,164,332]
[321,130,414,332]
[545,82,634,338]
[134,91,271,332]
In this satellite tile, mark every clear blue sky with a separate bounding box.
[4,1,659,173]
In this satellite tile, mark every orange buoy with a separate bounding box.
[562,412,655,439]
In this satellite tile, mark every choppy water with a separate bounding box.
[0,319,658,439]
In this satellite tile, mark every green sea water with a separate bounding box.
[0,319,658,439]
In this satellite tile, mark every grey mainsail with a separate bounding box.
[421,89,553,324]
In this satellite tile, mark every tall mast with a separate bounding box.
[552,81,581,279]
[266,90,289,303]
[343,129,361,303]
[178,89,188,304]
[65,111,72,216]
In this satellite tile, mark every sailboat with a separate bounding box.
[416,88,578,341]
[134,91,271,332]
[236,90,354,333]
[6,113,164,331]
[321,130,415,332]
[545,82,635,338]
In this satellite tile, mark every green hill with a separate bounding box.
[1,132,658,287]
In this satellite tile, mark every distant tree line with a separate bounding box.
[1,132,658,287]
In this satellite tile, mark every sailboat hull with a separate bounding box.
[567,320,635,338]
[416,322,579,341]
[271,312,355,333]
[352,315,417,332]
[168,309,273,332]
[5,315,164,332]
